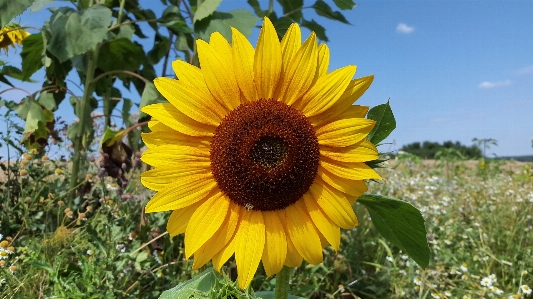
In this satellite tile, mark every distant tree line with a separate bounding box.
[401,141,482,159]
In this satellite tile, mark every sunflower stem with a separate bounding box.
[274,266,291,299]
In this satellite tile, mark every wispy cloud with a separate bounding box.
[478,80,512,89]
[514,65,533,76]
[396,23,415,34]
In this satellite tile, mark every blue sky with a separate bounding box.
[2,0,532,157]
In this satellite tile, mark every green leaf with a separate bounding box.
[195,10,258,43]
[0,66,26,81]
[366,100,396,145]
[193,0,222,23]
[159,267,223,299]
[37,91,57,111]
[29,0,54,13]
[46,5,112,62]
[0,0,36,27]
[278,0,304,22]
[358,194,430,268]
[147,34,169,65]
[333,0,357,10]
[23,101,45,133]
[254,292,305,299]
[0,74,13,86]
[161,5,184,26]
[20,33,44,81]
[301,19,328,42]
[247,0,268,17]
[139,82,166,112]
[97,38,145,72]
[312,0,350,24]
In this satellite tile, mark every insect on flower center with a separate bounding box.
[210,99,320,211]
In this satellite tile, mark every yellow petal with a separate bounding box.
[262,211,287,277]
[316,118,375,147]
[280,23,301,71]
[316,43,330,79]
[309,182,358,229]
[171,60,211,96]
[141,103,215,137]
[317,166,368,197]
[185,193,230,258]
[141,130,211,149]
[167,201,203,236]
[141,144,210,167]
[254,17,282,100]
[141,165,211,191]
[320,159,382,180]
[299,66,356,117]
[193,201,241,269]
[334,75,374,111]
[212,232,237,272]
[276,32,318,106]
[232,28,256,102]
[320,140,378,163]
[197,33,241,110]
[145,174,217,212]
[285,200,323,265]
[302,193,341,251]
[310,105,370,128]
[235,210,265,289]
[154,77,224,125]
[284,231,303,268]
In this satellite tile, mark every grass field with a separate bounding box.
[0,154,532,299]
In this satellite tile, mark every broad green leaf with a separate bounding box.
[37,91,57,111]
[312,0,350,24]
[30,0,54,13]
[358,194,430,268]
[159,267,223,299]
[301,19,328,42]
[97,38,145,72]
[247,0,268,17]
[193,0,222,23]
[366,100,396,145]
[174,33,189,51]
[0,0,36,27]
[254,292,305,299]
[195,10,259,43]
[160,5,184,26]
[108,23,135,40]
[278,0,304,22]
[20,33,44,80]
[0,66,26,81]
[147,34,169,65]
[46,5,112,62]
[333,0,357,10]
[24,101,45,133]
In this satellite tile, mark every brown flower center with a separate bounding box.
[210,99,319,211]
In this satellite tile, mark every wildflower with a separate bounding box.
[86,174,93,182]
[106,183,118,191]
[55,169,63,175]
[414,277,422,286]
[19,169,28,178]
[401,255,409,260]
[22,153,32,160]
[491,286,503,295]
[463,296,471,299]
[116,244,126,253]
[480,277,492,287]
[431,293,440,299]
[444,291,452,297]
[386,256,393,263]
[42,155,49,161]
[502,260,513,266]
[523,270,528,275]
[488,274,497,283]
[0,241,8,248]
[444,239,452,245]
[66,211,74,218]
[140,17,379,289]
[57,201,64,206]
[20,159,29,166]
[522,285,532,295]
[86,206,93,212]
[0,260,5,267]
[78,213,87,221]
[0,250,7,259]
[460,263,468,273]
[86,249,94,256]
[461,274,469,280]
[9,265,16,273]
[6,247,14,254]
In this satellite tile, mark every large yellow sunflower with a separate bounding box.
[141,17,381,289]
[0,24,30,54]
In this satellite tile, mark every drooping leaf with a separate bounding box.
[194,10,258,43]
[278,0,304,22]
[0,66,26,81]
[358,194,430,268]
[366,100,396,145]
[333,0,357,10]
[20,33,44,81]
[301,19,328,42]
[0,0,36,27]
[97,38,145,72]
[312,0,350,24]
[193,0,222,23]
[46,5,112,62]
[159,267,223,299]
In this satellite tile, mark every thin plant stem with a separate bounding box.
[117,0,126,24]
[69,47,99,197]
[275,266,291,299]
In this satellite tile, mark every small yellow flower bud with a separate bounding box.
[86,206,93,212]
[66,211,74,218]
[9,265,17,272]
[79,213,86,219]
[25,197,31,202]
[86,173,93,181]
[6,237,12,242]
[64,208,71,214]
[0,240,8,248]
[0,251,6,257]
[7,246,14,252]
[19,169,28,176]
[55,169,63,175]
[22,153,32,160]
[29,149,38,154]
[58,200,64,206]
[42,155,50,161]
[0,260,5,267]
[39,198,44,204]
[20,160,29,166]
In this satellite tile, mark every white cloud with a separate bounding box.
[514,65,533,75]
[478,80,511,89]
[396,23,415,34]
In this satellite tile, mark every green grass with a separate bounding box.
[1,153,532,299]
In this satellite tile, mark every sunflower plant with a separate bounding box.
[141,16,429,299]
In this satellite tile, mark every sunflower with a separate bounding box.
[141,17,381,289]
[0,24,30,54]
